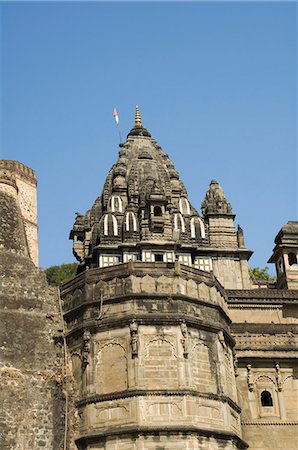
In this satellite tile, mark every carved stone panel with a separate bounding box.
[142,336,178,389]
[96,342,128,394]
[190,340,217,394]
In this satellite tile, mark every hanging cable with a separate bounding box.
[57,287,68,450]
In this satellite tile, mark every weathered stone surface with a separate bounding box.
[0,188,66,449]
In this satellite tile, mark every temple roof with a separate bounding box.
[70,107,208,266]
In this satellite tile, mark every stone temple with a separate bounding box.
[1,107,298,450]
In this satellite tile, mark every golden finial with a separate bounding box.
[135,105,142,126]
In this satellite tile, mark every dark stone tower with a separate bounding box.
[63,108,248,450]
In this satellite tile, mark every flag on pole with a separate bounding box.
[113,107,119,125]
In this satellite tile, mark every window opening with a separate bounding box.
[289,253,298,266]
[154,206,162,217]
[261,390,273,407]
[278,259,284,273]
[154,253,164,262]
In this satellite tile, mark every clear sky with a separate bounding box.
[1,1,297,271]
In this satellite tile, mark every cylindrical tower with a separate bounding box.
[61,262,246,450]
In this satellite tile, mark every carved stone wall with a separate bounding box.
[235,363,298,450]
[227,290,298,450]
[80,434,244,450]
[61,262,246,450]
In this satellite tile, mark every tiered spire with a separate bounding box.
[201,179,233,216]
[127,105,151,138]
[135,105,142,126]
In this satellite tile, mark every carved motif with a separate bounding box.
[130,320,139,358]
[232,349,238,377]
[82,330,91,371]
[275,363,282,392]
[247,364,254,392]
[218,330,228,357]
[180,320,189,358]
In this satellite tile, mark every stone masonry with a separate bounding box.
[0,162,66,449]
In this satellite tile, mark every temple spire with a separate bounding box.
[135,105,142,126]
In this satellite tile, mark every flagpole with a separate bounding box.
[117,123,122,144]
[113,107,122,144]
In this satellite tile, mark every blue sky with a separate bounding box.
[1,2,297,271]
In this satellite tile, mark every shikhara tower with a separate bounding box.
[70,106,251,289]
[63,107,250,450]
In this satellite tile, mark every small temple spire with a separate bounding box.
[135,105,142,126]
[127,105,151,138]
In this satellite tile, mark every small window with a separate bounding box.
[278,259,284,273]
[125,212,137,232]
[194,257,212,272]
[142,251,153,262]
[109,195,123,213]
[178,254,191,266]
[154,206,162,217]
[174,213,185,233]
[261,390,273,407]
[289,253,298,266]
[100,255,121,268]
[179,198,190,215]
[154,253,164,262]
[104,214,118,236]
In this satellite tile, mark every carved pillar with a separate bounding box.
[129,320,139,388]
[180,320,189,358]
[275,363,287,419]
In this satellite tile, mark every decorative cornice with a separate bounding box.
[76,388,241,414]
[62,291,230,322]
[61,262,223,295]
[65,312,235,347]
[227,289,298,301]
[242,421,298,426]
[229,304,282,310]
[231,323,298,334]
[75,426,248,450]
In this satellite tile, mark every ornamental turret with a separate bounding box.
[268,221,298,289]
[201,179,252,289]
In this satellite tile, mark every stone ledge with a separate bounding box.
[227,289,298,301]
[242,421,298,426]
[61,262,226,298]
[231,323,298,333]
[62,292,230,321]
[65,312,235,346]
[76,389,241,414]
[75,425,248,450]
